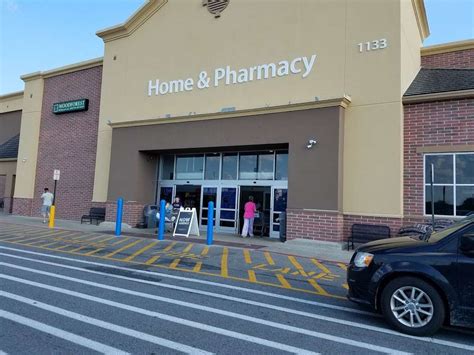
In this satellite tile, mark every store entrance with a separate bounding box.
[175,185,201,218]
[239,186,271,237]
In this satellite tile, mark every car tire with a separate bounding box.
[380,276,445,336]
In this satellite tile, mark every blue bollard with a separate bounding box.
[158,199,166,240]
[207,201,214,245]
[115,198,123,236]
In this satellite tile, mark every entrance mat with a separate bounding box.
[103,230,267,250]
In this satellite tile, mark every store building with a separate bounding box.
[1,0,473,243]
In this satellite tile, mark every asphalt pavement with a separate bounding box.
[1,224,474,354]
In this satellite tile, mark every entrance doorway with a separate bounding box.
[239,186,271,237]
[175,185,201,217]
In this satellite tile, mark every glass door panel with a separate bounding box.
[219,187,237,231]
[201,187,217,226]
[271,188,287,238]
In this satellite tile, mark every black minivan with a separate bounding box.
[347,217,474,336]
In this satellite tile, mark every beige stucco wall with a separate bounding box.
[94,0,425,216]
[14,77,44,199]
[0,92,24,113]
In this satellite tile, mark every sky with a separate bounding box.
[0,0,473,94]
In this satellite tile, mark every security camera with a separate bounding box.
[307,139,317,149]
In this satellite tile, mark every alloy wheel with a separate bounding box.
[390,286,434,328]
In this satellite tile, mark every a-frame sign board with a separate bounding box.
[173,207,200,238]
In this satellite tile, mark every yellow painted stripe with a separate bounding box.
[0,235,42,243]
[38,241,62,248]
[248,270,257,283]
[123,241,158,262]
[221,247,229,277]
[337,262,348,271]
[193,261,202,273]
[243,249,252,264]
[111,237,129,246]
[54,244,72,251]
[104,239,142,258]
[144,255,161,265]
[311,258,332,274]
[276,274,291,289]
[342,283,349,290]
[163,241,177,252]
[288,256,308,277]
[170,258,180,269]
[69,245,88,253]
[308,279,329,296]
[182,243,193,253]
[201,246,209,256]
[84,234,107,242]
[264,252,275,266]
[95,236,115,244]
[83,248,104,256]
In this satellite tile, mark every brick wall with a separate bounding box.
[105,200,145,228]
[286,209,344,242]
[404,98,474,217]
[12,198,33,216]
[421,49,474,69]
[31,66,103,221]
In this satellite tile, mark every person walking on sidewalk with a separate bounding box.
[40,188,54,224]
[241,196,257,238]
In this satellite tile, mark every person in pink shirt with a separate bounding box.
[241,196,257,238]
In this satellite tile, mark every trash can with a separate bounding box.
[279,211,287,242]
[143,204,158,229]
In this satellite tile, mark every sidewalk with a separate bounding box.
[0,214,354,263]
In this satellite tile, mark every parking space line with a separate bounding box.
[311,258,331,274]
[264,252,275,265]
[123,241,158,262]
[289,256,308,277]
[248,270,257,283]
[308,279,329,296]
[221,247,229,277]
[193,261,202,272]
[276,274,291,289]
[243,249,252,264]
[104,240,142,258]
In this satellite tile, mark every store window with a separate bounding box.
[205,154,220,180]
[275,151,288,180]
[239,152,275,180]
[161,155,174,180]
[424,153,474,216]
[222,153,238,180]
[176,155,204,180]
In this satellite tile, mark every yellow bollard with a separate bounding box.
[48,205,56,228]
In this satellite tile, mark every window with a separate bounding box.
[239,152,275,180]
[222,154,238,180]
[275,151,288,180]
[424,153,474,217]
[161,155,174,180]
[205,154,220,180]
[176,155,204,180]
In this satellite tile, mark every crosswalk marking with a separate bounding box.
[276,274,291,289]
[182,243,193,253]
[193,261,202,272]
[144,254,161,265]
[0,309,129,355]
[311,258,332,274]
[201,246,209,256]
[0,291,212,355]
[308,279,329,296]
[170,258,180,269]
[1,273,320,355]
[288,256,308,277]
[248,270,257,282]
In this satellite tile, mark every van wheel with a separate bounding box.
[380,276,445,336]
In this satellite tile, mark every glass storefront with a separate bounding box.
[158,149,288,238]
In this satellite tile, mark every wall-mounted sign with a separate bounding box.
[53,99,89,114]
[148,54,317,97]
